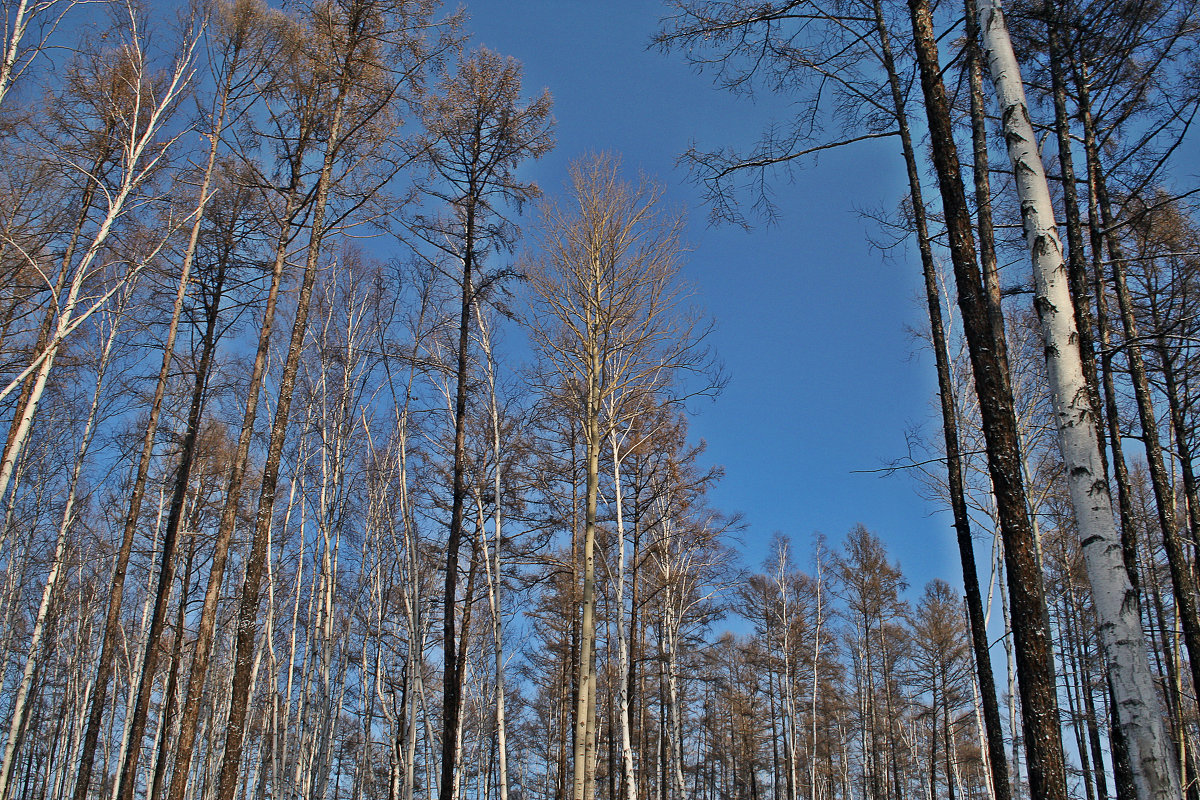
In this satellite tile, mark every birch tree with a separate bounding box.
[0,3,197,503]
[975,2,1180,796]
[0,276,134,800]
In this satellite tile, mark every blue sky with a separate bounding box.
[464,1,960,588]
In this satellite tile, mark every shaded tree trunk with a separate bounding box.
[904,2,1067,797]
[870,0,1011,793]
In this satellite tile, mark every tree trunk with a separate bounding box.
[571,336,602,800]
[1078,57,1200,718]
[0,286,128,800]
[975,3,1181,796]
[215,66,349,800]
[611,429,638,800]
[873,1,1012,794]
[441,197,476,800]
[476,307,510,800]
[149,536,196,800]
[905,1,1068,797]
[73,71,232,800]
[165,182,303,800]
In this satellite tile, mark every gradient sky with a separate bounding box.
[462,1,962,589]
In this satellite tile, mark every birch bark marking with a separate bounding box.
[977,3,1180,797]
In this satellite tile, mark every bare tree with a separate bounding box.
[0,2,197,504]
[71,4,272,795]
[209,5,453,800]
[409,47,551,800]
[903,0,1069,797]
[974,2,1180,796]
[524,153,711,800]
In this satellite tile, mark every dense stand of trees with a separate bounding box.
[0,1,1198,800]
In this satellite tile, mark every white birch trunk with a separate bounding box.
[978,2,1180,796]
[277,466,307,799]
[0,0,75,115]
[776,550,798,800]
[382,330,427,800]
[610,431,637,800]
[810,551,824,800]
[390,363,422,800]
[0,13,197,503]
[60,665,93,800]
[656,623,683,800]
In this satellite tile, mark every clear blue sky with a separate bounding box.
[464,1,961,588]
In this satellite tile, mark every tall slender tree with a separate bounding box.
[410,47,552,800]
[973,2,1180,796]
[71,4,270,795]
[524,154,713,800]
[904,1,1068,797]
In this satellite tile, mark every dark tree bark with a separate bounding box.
[214,108,338,800]
[165,182,305,800]
[904,2,1067,798]
[412,51,551,800]
[114,169,260,800]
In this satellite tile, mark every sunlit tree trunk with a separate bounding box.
[0,11,196,497]
[72,19,248,793]
[975,3,1180,796]
[611,428,637,800]
[475,307,511,800]
[165,180,305,800]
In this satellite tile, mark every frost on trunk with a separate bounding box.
[977,2,1180,797]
